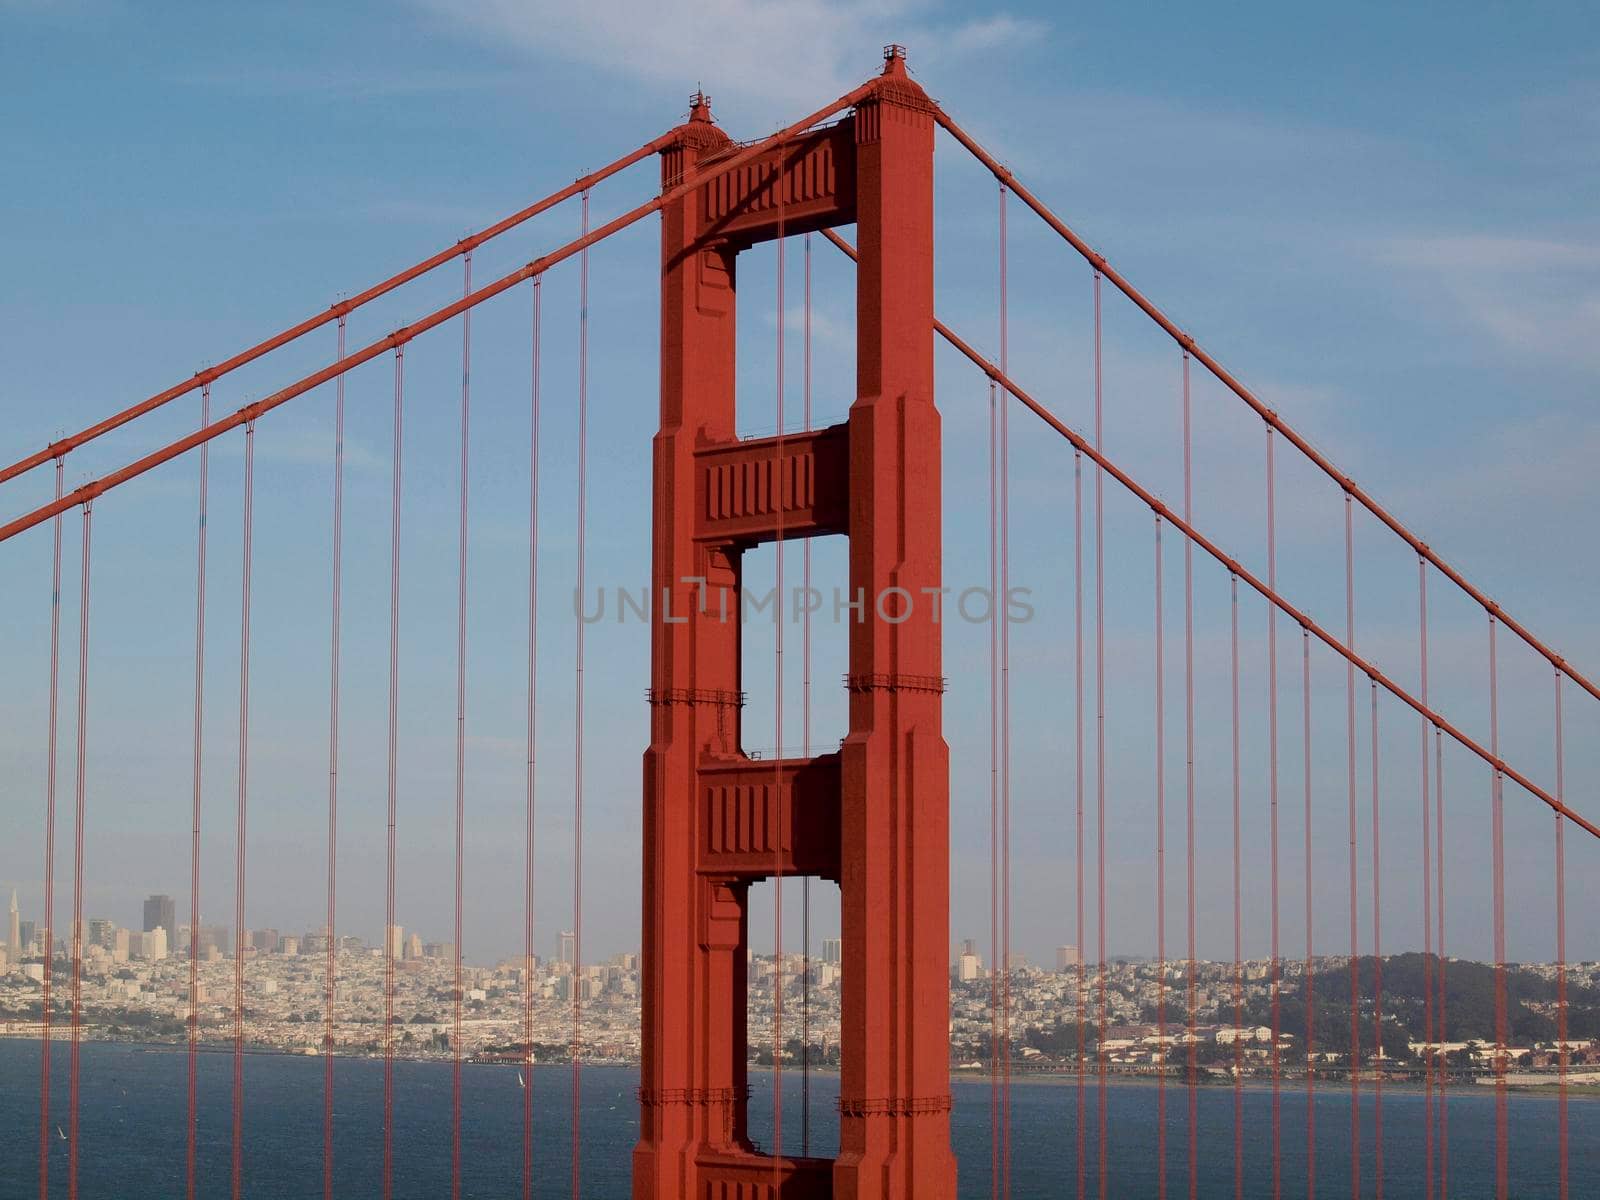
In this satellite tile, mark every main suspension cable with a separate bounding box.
[930,104,1600,712]
[1,80,878,550]
[0,135,679,490]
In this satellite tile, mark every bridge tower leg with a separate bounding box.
[636,48,955,1200]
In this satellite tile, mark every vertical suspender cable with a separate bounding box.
[772,178,786,1173]
[452,252,472,1200]
[1230,573,1243,1200]
[1266,426,1281,1200]
[999,181,1013,1200]
[801,230,813,1159]
[1435,727,1448,1197]
[1554,669,1567,1200]
[1418,561,1433,1200]
[1074,445,1086,1200]
[1369,676,1383,1197]
[232,420,256,1200]
[383,349,404,1200]
[1094,269,1108,1200]
[1344,495,1360,1198]
[988,371,1000,1200]
[523,275,543,1200]
[39,457,64,1200]
[190,382,212,1200]
[1302,628,1315,1200]
[67,501,93,1200]
[1155,515,1168,1200]
[572,189,589,1199]
[1489,616,1506,1200]
[1181,353,1197,1200]
[324,318,344,1200]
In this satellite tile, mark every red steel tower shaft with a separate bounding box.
[635,50,956,1199]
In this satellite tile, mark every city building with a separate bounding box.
[1056,945,1080,971]
[822,938,842,966]
[143,894,176,937]
[558,930,576,966]
[7,889,18,960]
[387,925,405,959]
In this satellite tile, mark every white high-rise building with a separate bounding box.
[7,889,19,961]
[1056,945,1080,971]
[148,926,168,961]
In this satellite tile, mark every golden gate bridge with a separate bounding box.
[2,44,1592,1200]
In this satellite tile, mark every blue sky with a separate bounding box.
[2,1,1597,967]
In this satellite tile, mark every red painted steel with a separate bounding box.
[38,461,62,1200]
[1490,617,1507,1200]
[1268,428,1282,1200]
[1093,269,1108,1200]
[1074,445,1087,1200]
[634,52,956,1198]
[232,422,255,1200]
[1155,516,1169,1200]
[0,83,874,549]
[68,504,92,1200]
[1370,678,1385,1197]
[573,188,590,1200]
[1418,559,1434,1200]
[1554,671,1568,1200]
[382,352,403,1200]
[1303,630,1316,1200]
[1345,496,1362,1198]
[324,324,343,1200]
[1435,729,1448,1197]
[188,383,211,1200]
[522,275,543,1200]
[452,255,472,1200]
[1230,573,1244,1200]
[1181,354,1197,1200]
[998,181,1013,1200]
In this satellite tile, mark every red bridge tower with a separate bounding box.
[635,48,957,1200]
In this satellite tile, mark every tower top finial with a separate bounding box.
[882,44,908,76]
[688,89,713,123]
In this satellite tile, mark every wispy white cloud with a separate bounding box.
[412,0,1044,117]
[170,63,527,99]
[1374,233,1600,365]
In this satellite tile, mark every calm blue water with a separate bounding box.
[1,1041,1594,1197]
